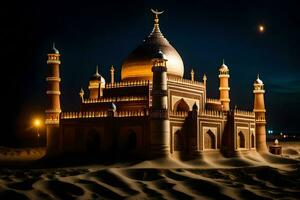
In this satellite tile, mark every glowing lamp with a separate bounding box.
[33,118,42,146]
[34,119,41,127]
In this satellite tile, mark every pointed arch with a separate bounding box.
[238,131,245,148]
[204,130,216,149]
[86,129,101,153]
[174,98,190,112]
[174,130,183,151]
[251,133,255,148]
[127,130,137,151]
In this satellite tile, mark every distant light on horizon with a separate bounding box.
[258,24,265,33]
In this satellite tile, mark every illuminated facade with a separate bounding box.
[45,10,268,158]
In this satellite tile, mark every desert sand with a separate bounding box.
[0,143,299,200]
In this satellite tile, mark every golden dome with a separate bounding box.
[121,10,184,81]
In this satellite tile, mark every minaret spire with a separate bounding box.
[149,9,164,38]
[95,65,99,76]
[52,42,59,54]
[110,65,115,84]
[191,68,195,82]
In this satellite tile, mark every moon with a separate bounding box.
[151,9,164,15]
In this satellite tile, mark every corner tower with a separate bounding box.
[45,43,61,125]
[253,75,268,152]
[150,50,170,158]
[218,60,230,111]
[45,43,62,156]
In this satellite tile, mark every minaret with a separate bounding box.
[45,43,61,124]
[150,50,170,158]
[45,43,62,156]
[218,59,230,111]
[203,74,207,106]
[79,87,84,102]
[110,65,115,84]
[191,69,194,82]
[203,74,207,86]
[253,74,268,152]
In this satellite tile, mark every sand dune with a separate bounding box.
[0,144,299,200]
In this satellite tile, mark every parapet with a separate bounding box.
[169,110,189,118]
[234,108,255,118]
[82,96,148,104]
[116,110,148,117]
[61,111,108,119]
[167,76,204,87]
[200,109,223,118]
[105,80,150,88]
[61,110,149,119]
[206,98,221,104]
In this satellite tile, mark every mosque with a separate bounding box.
[44,10,268,159]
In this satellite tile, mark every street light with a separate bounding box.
[33,118,41,147]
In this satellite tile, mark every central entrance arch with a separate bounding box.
[127,130,137,151]
[238,131,245,148]
[118,130,137,154]
[86,129,101,154]
[251,133,255,148]
[174,130,183,151]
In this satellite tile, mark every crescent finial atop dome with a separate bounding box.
[151,9,164,23]
[149,9,165,38]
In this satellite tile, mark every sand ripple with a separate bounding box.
[0,144,300,199]
[0,163,299,200]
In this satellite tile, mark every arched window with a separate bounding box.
[174,98,190,112]
[238,131,245,148]
[204,130,216,149]
[174,130,183,151]
[127,131,137,151]
[86,129,101,153]
[251,133,255,148]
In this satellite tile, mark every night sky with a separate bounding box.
[1,0,299,146]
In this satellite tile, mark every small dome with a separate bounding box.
[79,88,84,95]
[109,102,117,111]
[254,74,263,84]
[52,43,59,54]
[90,66,106,85]
[219,59,229,72]
[220,64,228,70]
